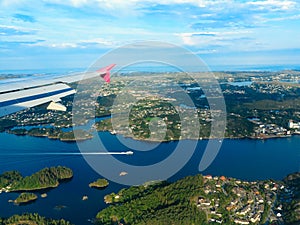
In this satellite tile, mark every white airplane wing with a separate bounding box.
[0,64,115,117]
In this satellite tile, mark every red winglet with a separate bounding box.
[97,64,116,83]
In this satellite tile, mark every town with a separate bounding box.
[0,70,300,142]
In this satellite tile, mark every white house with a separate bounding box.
[288,120,300,129]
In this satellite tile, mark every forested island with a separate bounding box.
[0,213,73,225]
[96,173,300,225]
[89,178,109,189]
[8,127,93,142]
[14,192,38,205]
[0,166,73,192]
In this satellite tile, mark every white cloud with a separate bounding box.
[0,0,26,7]
[70,0,89,6]
[51,43,78,48]
[194,49,218,54]
[1,0,300,70]
[79,38,116,47]
[36,0,236,14]
[53,0,228,8]
[26,37,117,49]
[177,31,252,46]
[247,0,296,11]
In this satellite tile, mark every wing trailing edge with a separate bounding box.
[0,64,115,117]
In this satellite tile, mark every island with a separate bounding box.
[0,166,73,192]
[0,213,73,225]
[8,127,93,142]
[89,178,109,189]
[54,205,67,211]
[14,192,37,205]
[96,172,300,225]
[41,193,47,198]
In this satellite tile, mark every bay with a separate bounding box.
[0,131,299,225]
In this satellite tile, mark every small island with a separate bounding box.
[41,193,47,198]
[54,205,67,211]
[14,192,37,205]
[89,178,109,189]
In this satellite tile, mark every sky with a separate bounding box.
[0,0,300,71]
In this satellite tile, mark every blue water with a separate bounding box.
[0,132,299,224]
[228,81,253,87]
[1,64,299,76]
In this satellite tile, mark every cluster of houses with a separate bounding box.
[5,108,73,128]
[248,118,300,138]
[0,185,11,194]
[254,123,290,137]
[196,175,284,224]
[288,120,300,130]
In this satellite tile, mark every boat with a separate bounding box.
[110,130,117,135]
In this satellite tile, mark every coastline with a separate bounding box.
[3,123,296,144]
[97,127,295,143]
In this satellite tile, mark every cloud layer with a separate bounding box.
[0,0,299,69]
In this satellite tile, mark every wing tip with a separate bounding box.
[98,64,116,83]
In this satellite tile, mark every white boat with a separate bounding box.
[125,151,133,155]
[110,130,117,135]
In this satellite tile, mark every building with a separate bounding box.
[234,219,250,225]
[288,120,300,129]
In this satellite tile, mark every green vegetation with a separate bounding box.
[0,171,22,189]
[0,213,73,225]
[280,172,300,224]
[89,178,109,189]
[11,166,73,191]
[96,175,208,225]
[3,71,300,142]
[8,128,27,135]
[14,192,37,205]
[8,127,93,142]
[0,166,73,191]
[96,172,300,225]
[243,98,300,110]
[0,119,17,132]
[59,129,93,141]
[96,119,113,132]
[129,99,182,141]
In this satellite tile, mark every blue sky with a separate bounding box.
[0,0,300,71]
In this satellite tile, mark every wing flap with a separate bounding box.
[47,101,67,111]
[0,83,75,117]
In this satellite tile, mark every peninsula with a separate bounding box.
[96,172,300,225]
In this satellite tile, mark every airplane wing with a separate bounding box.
[0,64,115,117]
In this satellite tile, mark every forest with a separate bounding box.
[0,166,73,191]
[0,213,73,225]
